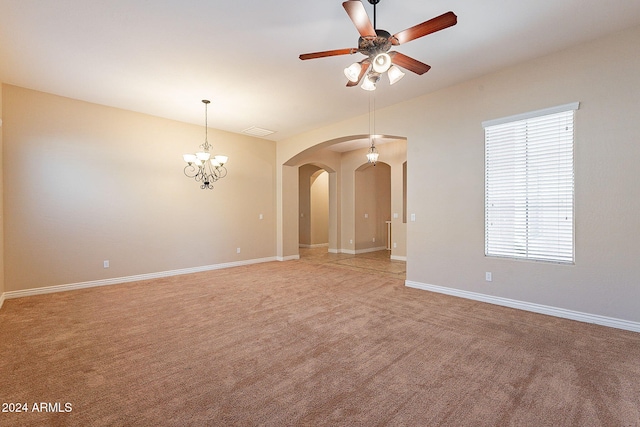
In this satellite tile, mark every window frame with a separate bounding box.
[483,102,579,264]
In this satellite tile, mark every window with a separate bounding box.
[483,102,578,263]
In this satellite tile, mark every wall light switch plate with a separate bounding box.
[485,272,492,282]
[410,213,416,222]
[103,260,110,268]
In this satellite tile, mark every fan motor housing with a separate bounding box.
[358,29,393,57]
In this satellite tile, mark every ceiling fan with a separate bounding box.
[299,0,457,90]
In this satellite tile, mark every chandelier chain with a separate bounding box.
[366,91,379,165]
[201,99,211,152]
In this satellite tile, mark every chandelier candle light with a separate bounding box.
[183,100,228,190]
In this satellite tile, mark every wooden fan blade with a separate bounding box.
[346,60,370,87]
[392,11,457,45]
[389,52,431,75]
[299,48,358,60]
[342,1,376,38]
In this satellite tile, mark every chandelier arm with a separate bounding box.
[184,164,200,179]
[215,166,228,179]
[203,163,219,182]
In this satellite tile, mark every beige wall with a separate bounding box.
[298,164,329,247]
[287,149,342,254]
[401,25,640,322]
[310,170,329,246]
[0,85,4,302]
[298,165,313,246]
[355,163,390,251]
[340,141,407,257]
[2,85,276,292]
[278,25,640,322]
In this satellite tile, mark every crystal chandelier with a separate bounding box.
[183,100,228,189]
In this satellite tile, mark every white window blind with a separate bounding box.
[484,103,578,263]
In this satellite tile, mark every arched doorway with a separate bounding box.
[354,162,391,254]
[280,135,406,262]
[299,165,329,248]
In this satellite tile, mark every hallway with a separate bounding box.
[298,247,406,279]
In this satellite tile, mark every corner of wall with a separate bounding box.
[0,82,5,304]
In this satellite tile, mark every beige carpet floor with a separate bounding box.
[1,259,639,426]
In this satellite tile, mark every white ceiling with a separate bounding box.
[1,0,640,142]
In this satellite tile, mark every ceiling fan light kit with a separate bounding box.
[300,0,457,91]
[387,65,405,85]
[361,75,377,91]
[372,52,391,73]
[344,62,363,82]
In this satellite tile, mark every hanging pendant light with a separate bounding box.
[183,100,228,189]
[367,92,379,165]
[366,139,379,165]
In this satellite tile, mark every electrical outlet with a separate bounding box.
[485,272,492,282]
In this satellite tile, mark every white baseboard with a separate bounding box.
[336,247,389,255]
[299,243,329,248]
[405,280,640,333]
[328,248,339,254]
[3,257,277,301]
[277,255,300,261]
[391,255,407,261]
[355,246,388,254]
[0,292,5,310]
